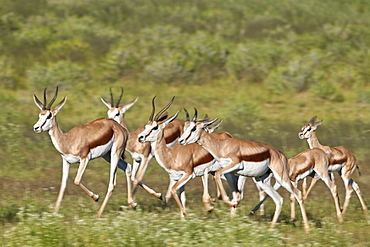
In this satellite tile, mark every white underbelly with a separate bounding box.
[193,160,217,177]
[328,162,346,172]
[296,168,314,182]
[168,169,186,181]
[127,151,144,162]
[236,159,270,177]
[88,139,114,160]
[61,153,80,164]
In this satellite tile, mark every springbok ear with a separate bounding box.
[163,110,180,127]
[100,97,112,109]
[121,97,139,113]
[33,94,44,110]
[202,118,219,128]
[315,119,323,127]
[52,96,67,115]
[308,116,317,125]
[207,119,223,132]
[158,111,169,122]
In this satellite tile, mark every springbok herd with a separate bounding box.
[33,87,368,232]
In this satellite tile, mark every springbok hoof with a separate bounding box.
[92,194,100,202]
[129,202,138,209]
[157,193,163,200]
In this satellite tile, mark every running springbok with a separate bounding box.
[178,112,310,231]
[137,97,240,217]
[250,148,343,222]
[33,87,131,217]
[298,116,367,216]
[100,88,184,204]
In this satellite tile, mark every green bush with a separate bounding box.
[27,61,90,92]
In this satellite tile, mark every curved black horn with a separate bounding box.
[46,86,59,109]
[192,108,198,122]
[184,108,190,121]
[109,87,114,106]
[154,96,175,121]
[149,96,157,121]
[43,88,47,109]
[116,87,124,107]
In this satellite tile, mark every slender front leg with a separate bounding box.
[165,177,176,205]
[303,177,319,200]
[201,167,214,211]
[132,154,162,201]
[54,158,70,213]
[321,174,343,222]
[214,168,237,208]
[97,155,118,217]
[171,174,192,217]
[74,158,99,201]
[290,181,297,221]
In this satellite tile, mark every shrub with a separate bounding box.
[27,61,90,92]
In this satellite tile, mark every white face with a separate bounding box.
[298,125,314,139]
[34,110,54,133]
[138,121,161,143]
[179,121,200,145]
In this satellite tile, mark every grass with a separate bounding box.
[1,154,369,246]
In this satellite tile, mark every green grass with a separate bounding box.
[1,154,369,246]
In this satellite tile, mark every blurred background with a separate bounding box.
[0,1,370,243]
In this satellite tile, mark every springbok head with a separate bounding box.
[138,96,179,143]
[179,108,218,145]
[33,86,67,133]
[100,87,138,123]
[298,116,323,140]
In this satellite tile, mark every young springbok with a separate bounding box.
[298,116,367,216]
[250,148,343,222]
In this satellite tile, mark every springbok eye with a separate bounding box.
[115,113,120,116]
[191,126,196,132]
[46,113,52,119]
[152,126,159,130]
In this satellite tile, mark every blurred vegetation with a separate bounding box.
[1,0,370,175]
[1,0,370,156]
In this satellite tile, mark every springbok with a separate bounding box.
[137,97,240,217]
[101,88,185,204]
[178,112,310,231]
[33,87,131,217]
[250,148,343,222]
[298,116,367,216]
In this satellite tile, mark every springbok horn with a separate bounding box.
[154,96,175,121]
[43,88,47,109]
[109,87,114,106]
[192,107,198,122]
[34,93,44,109]
[116,87,124,107]
[184,108,190,121]
[149,96,157,121]
[47,86,59,109]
